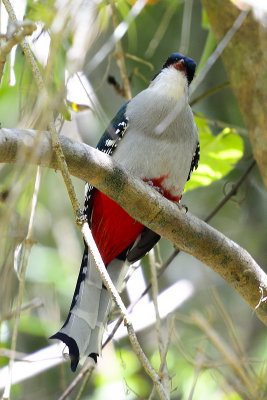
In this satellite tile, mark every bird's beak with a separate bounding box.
[175,59,185,72]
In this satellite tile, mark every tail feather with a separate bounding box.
[51,247,128,371]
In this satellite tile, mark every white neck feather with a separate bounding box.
[149,67,188,101]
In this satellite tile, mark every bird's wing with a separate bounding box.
[187,142,200,181]
[83,101,130,219]
[96,101,130,155]
[125,228,161,264]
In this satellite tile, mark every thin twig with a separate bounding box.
[0,348,28,361]
[57,360,95,400]
[190,81,230,106]
[81,223,169,400]
[110,0,132,100]
[2,0,81,218]
[3,0,43,88]
[211,289,258,381]
[187,345,206,400]
[75,72,108,128]
[2,167,41,400]
[149,249,164,356]
[85,0,147,75]
[211,290,252,369]
[191,311,257,398]
[204,160,256,222]
[194,112,248,136]
[172,325,196,366]
[74,366,93,400]
[149,249,170,396]
[145,6,176,58]
[0,20,36,85]
[190,9,249,97]
[148,317,175,400]
[0,298,43,323]
[125,53,154,70]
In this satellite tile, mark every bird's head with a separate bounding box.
[161,53,196,86]
[149,53,196,100]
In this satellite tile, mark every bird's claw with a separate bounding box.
[176,203,188,213]
[147,180,165,196]
[154,186,165,195]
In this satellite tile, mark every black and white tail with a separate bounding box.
[50,247,127,371]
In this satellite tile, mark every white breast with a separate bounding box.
[112,67,198,198]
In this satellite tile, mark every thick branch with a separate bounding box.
[1,128,267,324]
[202,0,267,189]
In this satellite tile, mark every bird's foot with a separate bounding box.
[176,202,188,213]
[146,180,165,196]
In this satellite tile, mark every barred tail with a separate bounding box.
[50,247,127,371]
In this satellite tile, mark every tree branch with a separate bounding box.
[1,127,267,325]
[3,0,82,218]
[0,20,36,85]
[201,0,267,189]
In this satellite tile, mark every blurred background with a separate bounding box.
[0,0,266,399]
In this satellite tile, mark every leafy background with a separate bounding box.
[0,0,266,399]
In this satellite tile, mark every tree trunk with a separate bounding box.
[202,0,267,188]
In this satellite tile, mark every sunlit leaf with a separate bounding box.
[202,9,210,30]
[116,0,131,19]
[127,0,160,4]
[26,0,56,28]
[66,100,91,113]
[222,393,243,400]
[98,1,111,31]
[185,117,243,192]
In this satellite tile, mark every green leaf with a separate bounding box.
[222,393,243,400]
[98,1,111,31]
[26,0,56,28]
[185,116,243,192]
[202,9,210,30]
[116,0,131,20]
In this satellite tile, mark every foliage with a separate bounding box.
[0,0,266,399]
[186,117,243,191]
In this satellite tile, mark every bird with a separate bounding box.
[51,53,200,372]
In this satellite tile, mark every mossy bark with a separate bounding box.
[202,0,267,188]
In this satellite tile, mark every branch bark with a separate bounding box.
[201,0,267,189]
[0,20,36,85]
[1,127,267,325]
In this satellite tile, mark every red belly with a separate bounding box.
[91,191,144,265]
[91,175,181,265]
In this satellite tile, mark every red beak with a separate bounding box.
[174,59,185,72]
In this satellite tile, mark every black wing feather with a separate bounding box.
[187,142,200,181]
[83,102,129,219]
[126,228,161,264]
